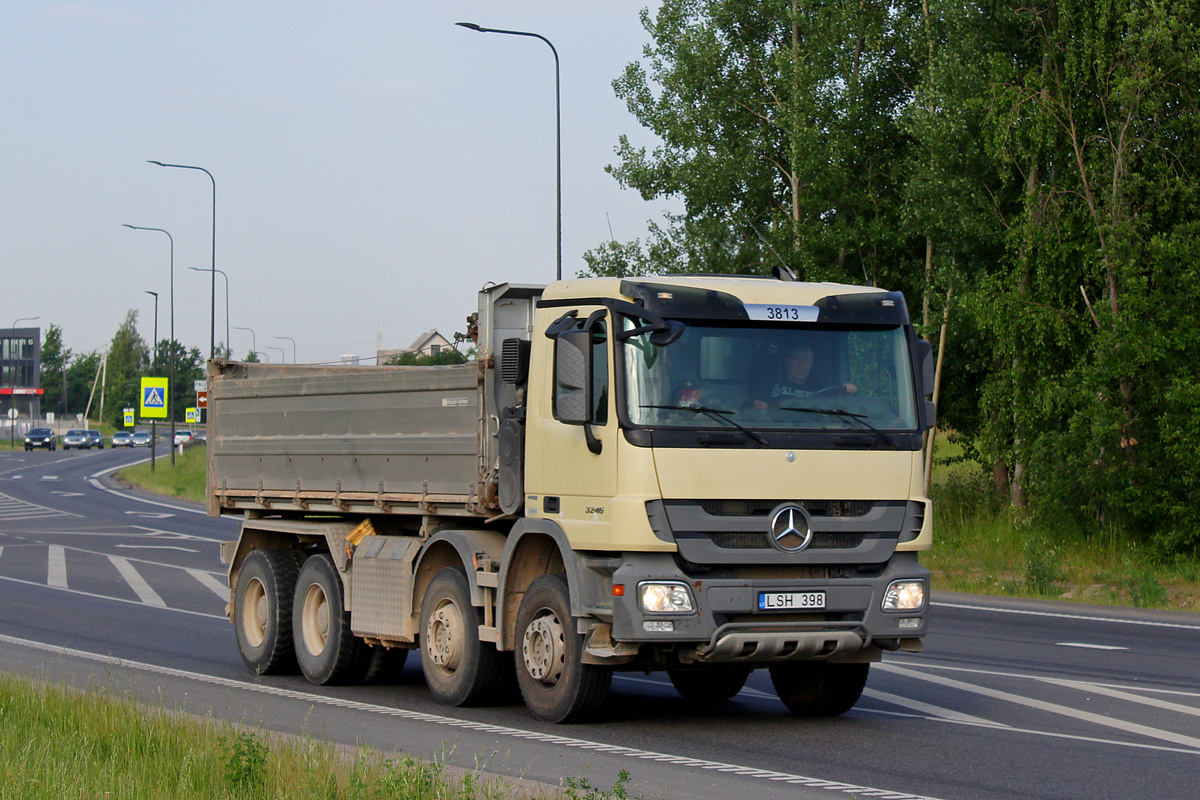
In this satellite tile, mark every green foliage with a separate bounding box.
[383,348,468,366]
[223,731,270,793]
[563,770,635,800]
[102,309,149,427]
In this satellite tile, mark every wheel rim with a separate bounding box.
[300,582,330,657]
[241,577,268,647]
[521,609,565,685]
[426,598,464,674]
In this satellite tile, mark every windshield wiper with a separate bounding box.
[779,406,901,449]
[641,405,769,447]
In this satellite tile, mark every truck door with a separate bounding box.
[530,308,618,550]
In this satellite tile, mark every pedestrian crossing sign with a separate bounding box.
[140,377,169,419]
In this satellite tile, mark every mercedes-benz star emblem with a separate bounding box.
[769,505,813,552]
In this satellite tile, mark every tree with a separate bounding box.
[39,324,71,416]
[102,310,149,427]
[383,348,469,367]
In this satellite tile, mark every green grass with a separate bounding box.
[116,443,207,500]
[0,673,625,800]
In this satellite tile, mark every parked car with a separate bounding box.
[111,431,135,447]
[131,430,152,447]
[62,429,90,450]
[24,428,57,451]
[173,430,194,446]
[85,430,105,449]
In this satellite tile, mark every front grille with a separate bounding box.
[708,531,866,550]
[699,499,875,518]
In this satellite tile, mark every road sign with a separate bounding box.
[194,380,207,393]
[140,377,169,419]
[197,390,208,409]
[123,408,135,427]
[185,407,198,424]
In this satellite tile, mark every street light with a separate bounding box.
[144,291,159,473]
[457,22,562,280]
[189,266,230,356]
[275,336,296,364]
[233,326,256,360]
[148,160,217,358]
[265,346,286,363]
[7,315,40,448]
[124,224,177,465]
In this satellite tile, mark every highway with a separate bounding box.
[1,447,1197,799]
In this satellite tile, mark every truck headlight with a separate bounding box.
[638,581,694,614]
[882,580,926,612]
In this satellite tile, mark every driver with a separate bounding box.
[752,345,856,408]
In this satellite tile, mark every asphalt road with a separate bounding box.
[1,447,1197,799]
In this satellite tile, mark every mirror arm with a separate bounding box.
[584,423,603,455]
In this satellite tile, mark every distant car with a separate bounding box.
[111,431,135,447]
[86,430,105,449]
[62,429,90,450]
[173,430,194,446]
[131,431,153,447]
[24,427,57,451]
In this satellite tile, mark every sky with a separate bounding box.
[1,1,676,365]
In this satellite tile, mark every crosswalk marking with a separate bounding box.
[187,568,229,599]
[47,545,68,588]
[108,556,166,607]
[0,491,79,521]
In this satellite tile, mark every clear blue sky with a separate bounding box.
[1,1,674,364]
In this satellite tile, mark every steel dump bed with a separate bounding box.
[206,360,492,518]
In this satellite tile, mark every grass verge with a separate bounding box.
[116,443,207,500]
[0,673,634,800]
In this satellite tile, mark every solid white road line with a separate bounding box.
[878,662,1200,751]
[108,555,166,607]
[47,544,68,588]
[934,600,1200,631]
[861,688,1008,727]
[1042,679,1200,719]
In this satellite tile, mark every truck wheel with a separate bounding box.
[292,553,369,685]
[667,666,752,702]
[362,646,409,684]
[233,549,304,675]
[515,573,611,723]
[769,662,869,717]
[420,567,511,706]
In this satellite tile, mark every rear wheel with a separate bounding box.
[515,573,611,723]
[362,646,410,684]
[420,567,511,706]
[667,666,752,702]
[292,553,370,685]
[233,549,304,675]
[769,662,869,717]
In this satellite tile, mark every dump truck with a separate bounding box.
[214,275,934,722]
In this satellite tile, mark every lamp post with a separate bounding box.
[144,291,158,472]
[189,266,230,356]
[233,326,256,360]
[265,346,286,364]
[8,315,40,448]
[275,336,296,364]
[457,22,562,280]
[124,224,177,465]
[148,160,217,358]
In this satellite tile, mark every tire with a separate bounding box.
[292,553,370,685]
[420,567,512,706]
[668,666,752,702]
[769,662,869,717]
[515,573,611,723]
[233,549,305,675]
[362,646,410,684]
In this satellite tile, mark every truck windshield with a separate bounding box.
[622,318,919,432]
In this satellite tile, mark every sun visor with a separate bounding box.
[814,291,909,325]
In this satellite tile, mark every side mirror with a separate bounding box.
[554,329,592,425]
[915,339,935,398]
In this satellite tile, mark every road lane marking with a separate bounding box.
[39,476,59,481]
[87,462,207,516]
[187,568,229,599]
[1055,642,1128,651]
[0,573,225,619]
[124,511,175,519]
[107,556,166,607]
[113,544,200,553]
[877,662,1200,751]
[1041,679,1200,718]
[934,599,1200,631]
[0,491,81,520]
[0,632,949,800]
[47,545,68,588]
[861,688,1009,727]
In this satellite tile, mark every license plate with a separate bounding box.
[758,591,826,610]
[744,304,820,322]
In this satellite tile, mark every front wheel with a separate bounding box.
[420,567,512,706]
[667,665,752,702]
[292,553,370,685]
[515,574,611,723]
[232,549,305,675]
[769,662,869,717]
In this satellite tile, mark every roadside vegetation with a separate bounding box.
[0,673,636,800]
[117,442,207,500]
